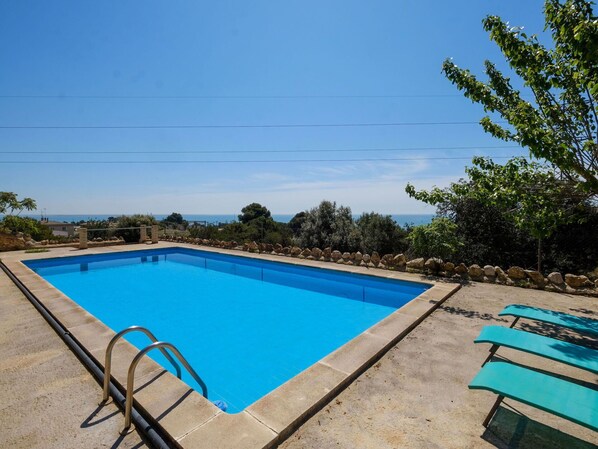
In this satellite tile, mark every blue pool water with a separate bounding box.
[26,248,429,413]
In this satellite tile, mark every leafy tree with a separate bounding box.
[297,200,359,251]
[162,212,188,231]
[238,203,272,224]
[114,214,157,243]
[543,205,598,273]
[288,211,307,235]
[0,192,37,216]
[438,196,536,268]
[407,157,585,271]
[406,218,464,261]
[356,212,406,254]
[442,0,598,194]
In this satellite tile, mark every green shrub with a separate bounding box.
[1,216,53,241]
[406,218,463,261]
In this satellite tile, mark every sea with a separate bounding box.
[14,213,435,227]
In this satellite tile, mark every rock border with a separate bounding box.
[158,237,598,297]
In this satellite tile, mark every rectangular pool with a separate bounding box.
[25,248,430,413]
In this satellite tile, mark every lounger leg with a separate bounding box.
[483,395,504,428]
[482,344,499,366]
[509,317,520,328]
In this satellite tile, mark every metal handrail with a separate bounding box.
[85,226,151,232]
[123,341,208,431]
[102,326,182,402]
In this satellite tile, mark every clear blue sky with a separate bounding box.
[0,0,546,215]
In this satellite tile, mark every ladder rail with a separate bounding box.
[103,326,182,402]
[123,341,208,431]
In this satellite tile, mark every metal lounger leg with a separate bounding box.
[482,344,499,366]
[483,395,504,428]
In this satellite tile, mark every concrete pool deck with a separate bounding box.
[0,269,146,448]
[1,243,597,448]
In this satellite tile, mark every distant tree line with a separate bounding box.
[2,190,596,274]
[188,198,597,275]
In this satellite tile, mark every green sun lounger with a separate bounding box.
[469,361,598,431]
[475,326,598,374]
[499,304,598,337]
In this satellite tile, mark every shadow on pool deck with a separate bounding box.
[484,407,597,449]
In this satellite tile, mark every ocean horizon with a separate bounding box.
[15,213,435,226]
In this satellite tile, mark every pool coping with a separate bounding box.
[1,243,461,449]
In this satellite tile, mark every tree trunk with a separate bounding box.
[537,237,542,273]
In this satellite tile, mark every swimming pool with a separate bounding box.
[25,247,430,413]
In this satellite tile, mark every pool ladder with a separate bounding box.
[101,325,208,432]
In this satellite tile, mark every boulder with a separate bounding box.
[468,264,484,280]
[483,265,496,277]
[362,254,371,264]
[274,243,283,252]
[247,241,259,253]
[443,262,455,273]
[354,252,363,263]
[495,267,508,283]
[393,254,407,267]
[322,247,332,260]
[547,272,564,285]
[342,252,351,262]
[282,246,290,255]
[331,250,342,262]
[382,254,394,267]
[454,263,468,276]
[300,248,312,258]
[406,257,425,270]
[290,246,302,257]
[565,274,590,289]
[311,247,323,259]
[507,266,526,280]
[424,258,443,272]
[371,252,381,266]
[525,270,545,287]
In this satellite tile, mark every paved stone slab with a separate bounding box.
[178,411,277,449]
[0,270,146,449]
[247,362,347,435]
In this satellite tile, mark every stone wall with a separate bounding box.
[160,236,598,297]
